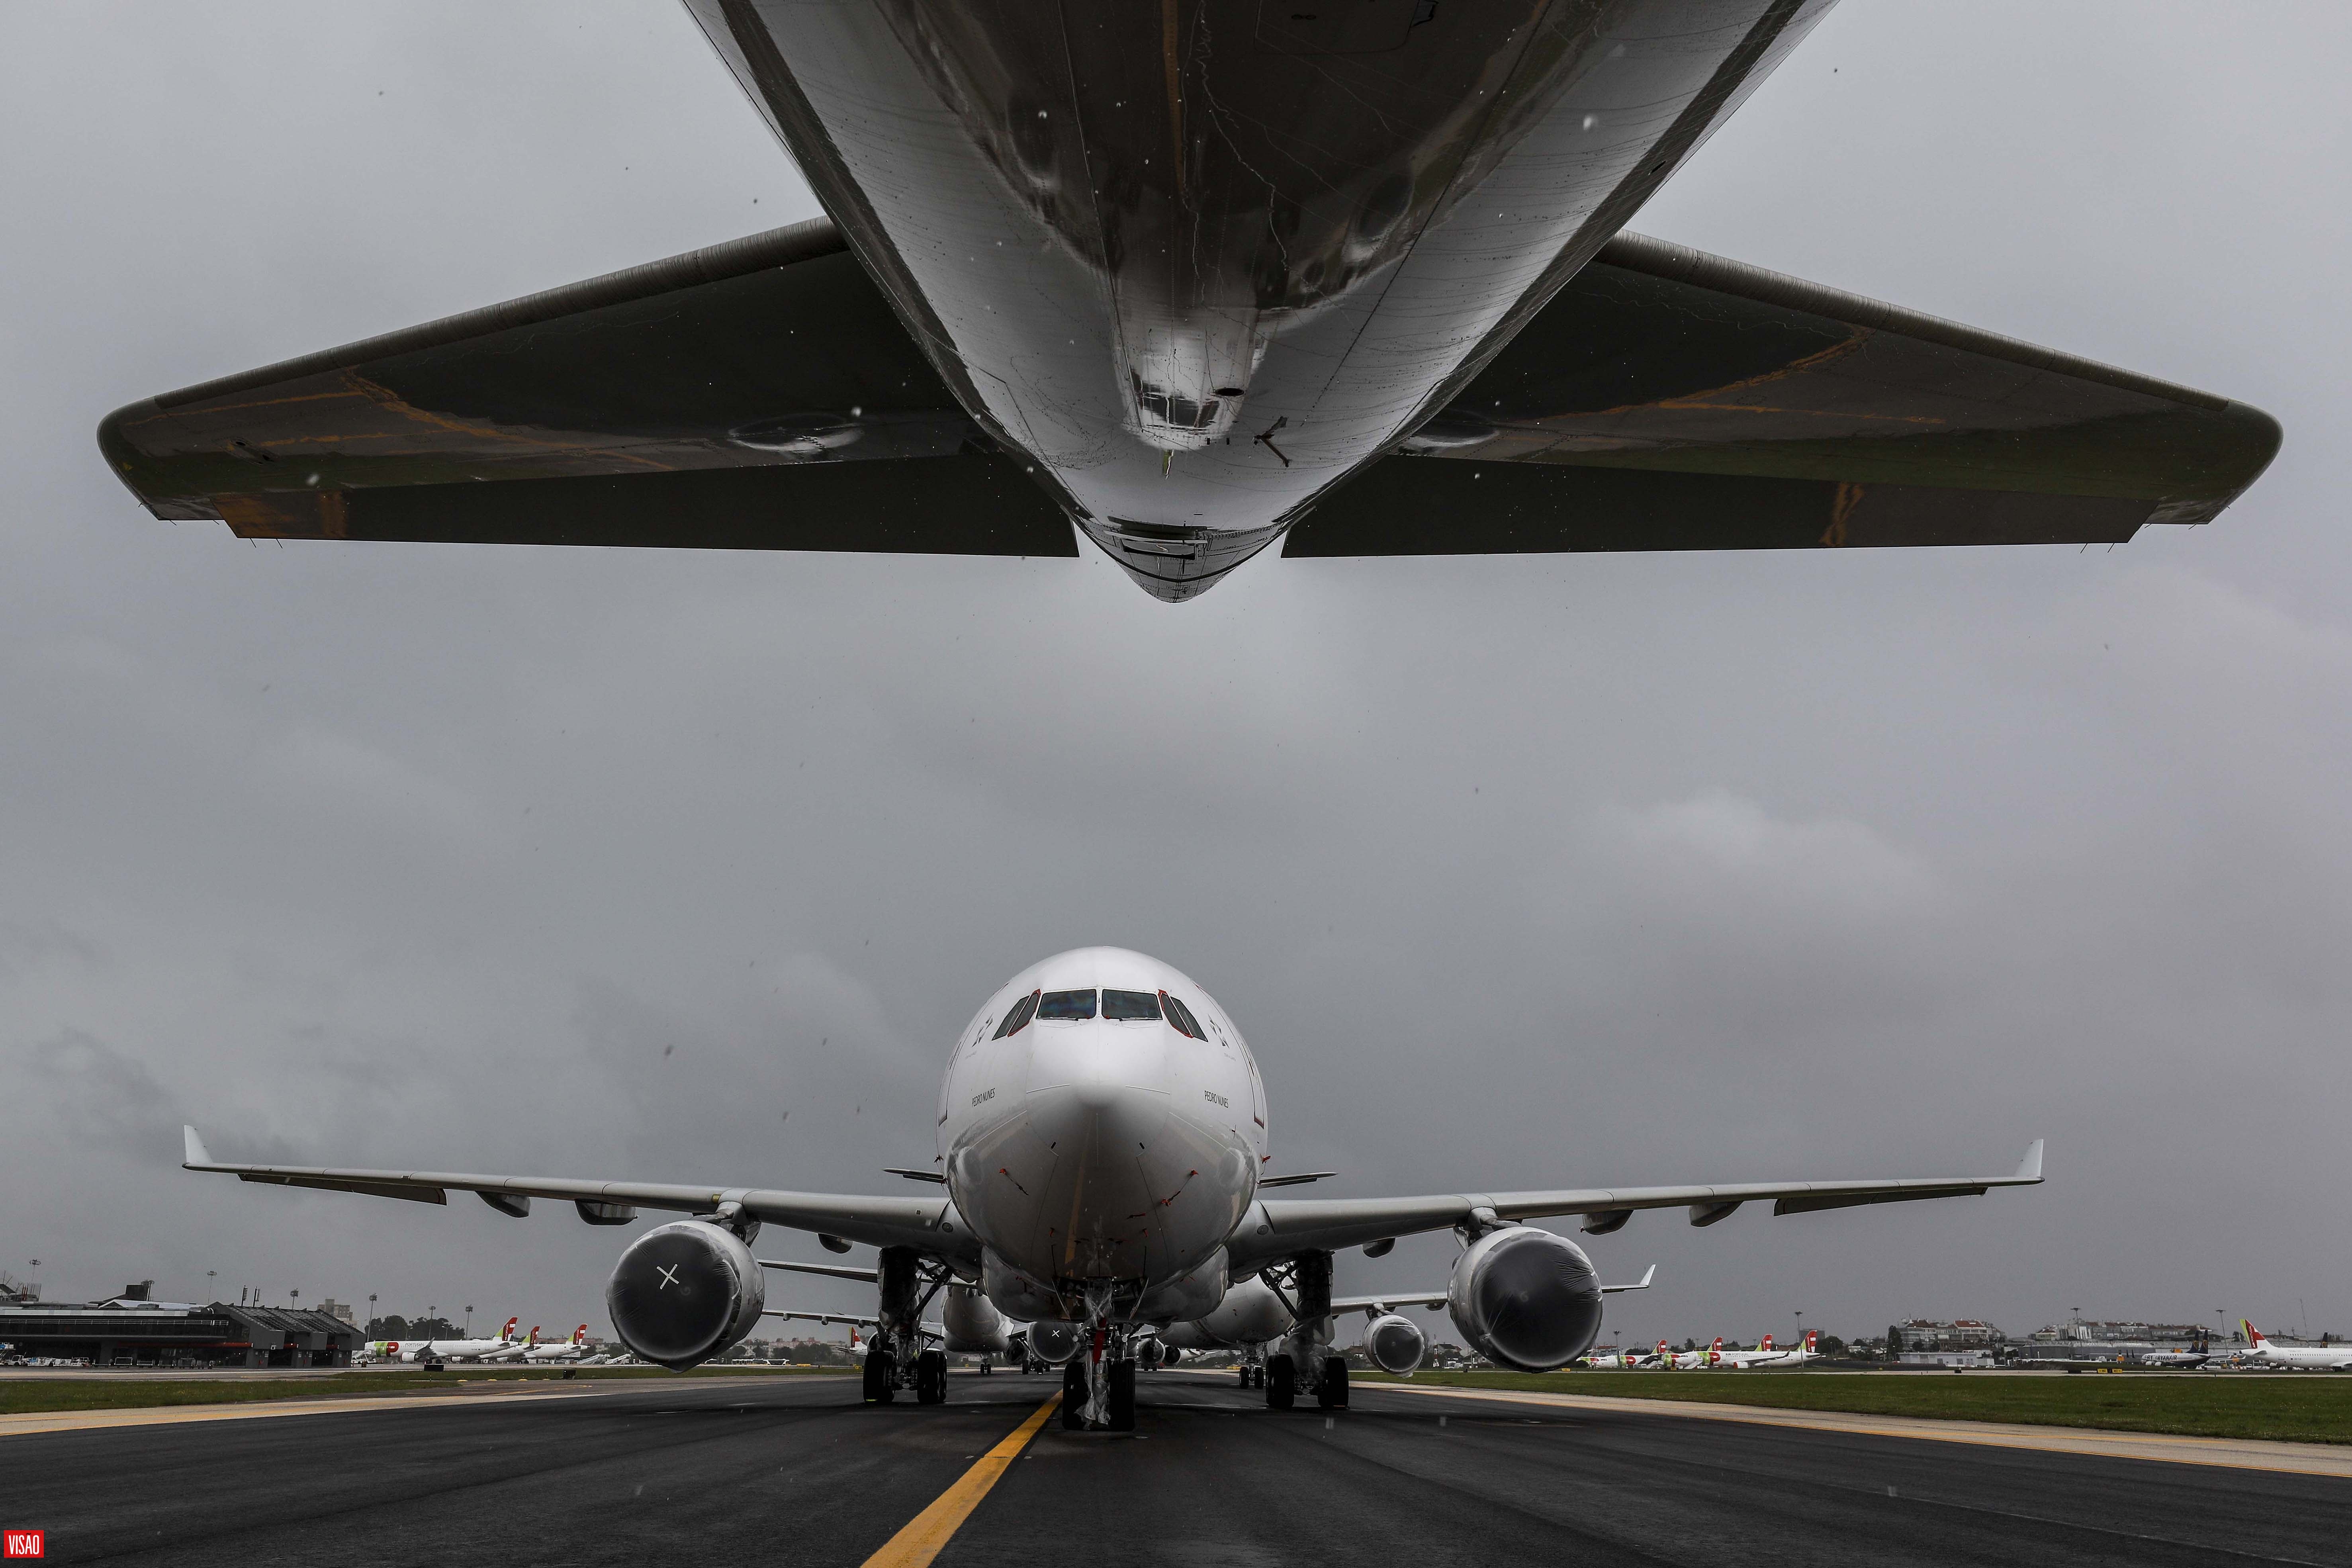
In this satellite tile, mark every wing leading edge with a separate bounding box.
[181,1126,970,1259]
[1231,1142,2043,1268]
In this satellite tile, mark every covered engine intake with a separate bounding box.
[1024,1319,1083,1365]
[605,1220,766,1370]
[1446,1226,1603,1371]
[1362,1312,1427,1376]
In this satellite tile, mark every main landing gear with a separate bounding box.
[1263,1353,1348,1411]
[915,1349,948,1406]
[863,1347,895,1405]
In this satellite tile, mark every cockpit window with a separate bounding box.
[1101,989,1161,1022]
[1160,991,1203,1038]
[991,991,1039,1039]
[1037,989,1098,1021]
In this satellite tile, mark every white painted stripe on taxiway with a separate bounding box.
[1356,1380,2352,1479]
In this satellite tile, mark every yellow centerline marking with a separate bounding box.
[861,1393,1061,1568]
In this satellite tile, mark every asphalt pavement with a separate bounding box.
[7,1370,2348,1566]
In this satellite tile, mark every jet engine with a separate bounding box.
[1362,1312,1426,1376]
[605,1220,766,1370]
[1446,1226,1602,1372]
[1024,1319,1083,1365]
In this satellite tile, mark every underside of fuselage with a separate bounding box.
[687,0,1836,599]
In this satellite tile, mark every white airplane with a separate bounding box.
[1714,1330,1820,1370]
[183,946,2043,1430]
[523,1325,594,1363]
[367,1316,521,1365]
[103,7,2276,603]
[1166,1265,1654,1390]
[2239,1321,2352,1370]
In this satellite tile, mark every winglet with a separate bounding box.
[183,1125,215,1168]
[1600,1264,1658,1294]
[2013,1139,2045,1184]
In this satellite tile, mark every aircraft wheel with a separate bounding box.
[1236,1364,1250,1388]
[1318,1356,1349,1409]
[1108,1359,1136,1430]
[916,1349,948,1405]
[1061,1358,1088,1427]
[1267,1354,1295,1410]
[863,1348,895,1404]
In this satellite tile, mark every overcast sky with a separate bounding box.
[4,2,2348,1350]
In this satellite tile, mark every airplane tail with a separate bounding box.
[1707,1336,1723,1366]
[1759,1335,1775,1352]
[2241,1319,2266,1348]
[572,1324,588,1346]
[501,1316,519,1343]
[1804,1330,1819,1354]
[527,1325,541,1347]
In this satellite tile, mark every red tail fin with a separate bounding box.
[1760,1335,1774,1352]
[1804,1331,1818,1353]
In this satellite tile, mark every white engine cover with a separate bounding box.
[1362,1312,1426,1375]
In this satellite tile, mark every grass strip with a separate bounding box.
[1356,1370,2352,1446]
[0,1364,847,1416]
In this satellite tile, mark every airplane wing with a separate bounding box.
[100,218,1074,556]
[1327,1265,1652,1317]
[758,1259,880,1283]
[1285,234,2278,555]
[1329,1292,1449,1315]
[181,1126,974,1259]
[1231,1142,2042,1269]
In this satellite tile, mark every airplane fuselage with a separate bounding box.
[939,947,1263,1324]
[687,0,1836,598]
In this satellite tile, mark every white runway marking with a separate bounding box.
[1363,1382,2352,1480]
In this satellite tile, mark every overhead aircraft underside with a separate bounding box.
[98,0,2278,599]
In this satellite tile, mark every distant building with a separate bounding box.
[0,1301,361,1368]
[317,1300,358,1325]
[1887,1319,2003,1353]
[2024,1319,2208,1347]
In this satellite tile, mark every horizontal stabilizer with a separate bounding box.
[100,217,1073,558]
[1287,234,2276,556]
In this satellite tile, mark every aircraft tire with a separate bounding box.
[1236,1364,1249,1388]
[916,1349,947,1404]
[1108,1359,1136,1430]
[1267,1354,1295,1410]
[863,1348,895,1404]
[1318,1357,1349,1409]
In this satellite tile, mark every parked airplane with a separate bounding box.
[367,1316,520,1365]
[1716,1330,1820,1370]
[99,4,2277,603]
[183,946,2042,1429]
[760,1257,1082,1391]
[2239,1321,2352,1371]
[1671,1337,1727,1371]
[523,1325,594,1364]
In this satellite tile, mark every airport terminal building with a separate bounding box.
[0,1300,362,1368]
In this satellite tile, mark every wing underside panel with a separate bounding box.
[1286,233,2277,556]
